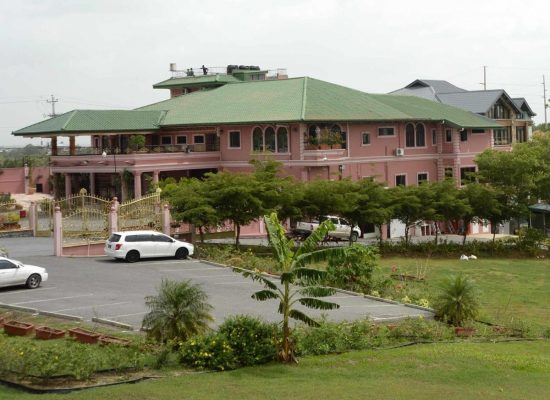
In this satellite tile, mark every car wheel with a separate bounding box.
[350,232,359,242]
[125,250,140,263]
[26,274,41,289]
[175,247,189,260]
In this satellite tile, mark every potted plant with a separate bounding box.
[128,135,146,153]
[35,326,66,340]
[4,320,34,336]
[305,135,319,150]
[68,327,101,344]
[319,129,343,149]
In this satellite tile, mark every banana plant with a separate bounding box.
[236,212,346,363]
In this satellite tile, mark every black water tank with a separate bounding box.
[227,65,238,74]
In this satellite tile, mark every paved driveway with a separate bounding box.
[0,238,432,330]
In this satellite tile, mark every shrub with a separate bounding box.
[433,275,479,326]
[218,315,278,366]
[179,333,237,371]
[142,279,213,344]
[387,317,454,341]
[325,244,379,293]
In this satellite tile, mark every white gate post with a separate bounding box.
[162,204,171,235]
[53,207,63,256]
[29,201,37,237]
[109,205,118,234]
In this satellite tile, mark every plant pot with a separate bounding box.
[4,320,34,336]
[454,327,476,337]
[68,327,100,344]
[35,326,66,340]
[99,335,131,347]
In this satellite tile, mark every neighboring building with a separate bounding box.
[390,79,536,146]
[13,66,501,236]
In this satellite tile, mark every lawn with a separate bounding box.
[1,341,549,400]
[378,257,550,330]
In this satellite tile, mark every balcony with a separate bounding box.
[52,143,220,157]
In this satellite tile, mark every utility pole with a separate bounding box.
[482,66,487,90]
[543,75,548,129]
[46,95,58,118]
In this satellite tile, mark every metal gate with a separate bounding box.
[59,195,111,245]
[118,193,161,232]
[36,199,53,236]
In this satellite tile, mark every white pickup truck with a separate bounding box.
[292,215,361,242]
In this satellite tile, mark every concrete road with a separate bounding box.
[0,237,432,330]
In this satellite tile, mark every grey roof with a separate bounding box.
[512,98,537,117]
[389,86,439,102]
[437,90,506,114]
[405,79,467,94]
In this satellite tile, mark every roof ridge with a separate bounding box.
[300,77,308,120]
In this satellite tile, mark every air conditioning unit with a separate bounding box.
[395,148,405,156]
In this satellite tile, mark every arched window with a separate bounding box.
[252,127,263,152]
[264,127,276,152]
[405,123,415,147]
[415,123,425,147]
[277,127,288,153]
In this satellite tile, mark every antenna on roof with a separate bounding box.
[479,66,487,90]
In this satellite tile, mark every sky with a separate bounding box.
[1,0,549,146]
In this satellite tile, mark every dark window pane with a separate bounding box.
[416,124,425,146]
[253,127,263,151]
[276,127,288,153]
[229,131,241,148]
[265,127,276,152]
[406,124,415,147]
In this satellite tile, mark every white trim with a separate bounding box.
[361,132,371,146]
[395,173,407,187]
[377,126,396,137]
[228,130,241,149]
[175,135,187,145]
[417,171,429,185]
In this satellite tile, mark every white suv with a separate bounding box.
[104,231,194,263]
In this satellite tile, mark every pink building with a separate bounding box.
[13,65,502,237]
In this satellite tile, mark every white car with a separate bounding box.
[104,230,194,263]
[0,256,48,289]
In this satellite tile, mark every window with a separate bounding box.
[395,174,406,186]
[0,259,16,269]
[378,127,395,136]
[252,126,289,153]
[152,234,173,243]
[161,136,172,145]
[229,131,241,148]
[444,167,453,179]
[490,102,510,119]
[362,132,370,145]
[276,127,288,153]
[493,127,512,145]
[460,129,468,142]
[460,167,476,185]
[405,123,425,147]
[176,136,187,145]
[445,129,452,142]
[516,127,526,143]
[194,135,205,144]
[472,129,485,134]
[417,173,428,185]
[432,129,437,145]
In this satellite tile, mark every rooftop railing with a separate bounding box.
[52,143,220,157]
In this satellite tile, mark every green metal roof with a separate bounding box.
[13,110,166,136]
[140,77,500,128]
[153,74,241,89]
[13,76,499,137]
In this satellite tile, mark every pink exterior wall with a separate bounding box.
[0,167,50,194]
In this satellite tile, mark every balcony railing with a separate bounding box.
[52,143,220,156]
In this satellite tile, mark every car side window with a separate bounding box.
[341,219,350,226]
[137,234,153,242]
[330,217,339,225]
[153,234,173,243]
[0,260,16,270]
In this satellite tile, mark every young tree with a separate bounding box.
[430,180,470,244]
[459,183,500,245]
[162,178,220,243]
[142,279,213,344]
[355,179,394,246]
[298,179,346,219]
[237,213,345,363]
[390,185,424,244]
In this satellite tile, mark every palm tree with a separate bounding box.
[142,279,213,343]
[433,275,479,327]
[238,212,346,363]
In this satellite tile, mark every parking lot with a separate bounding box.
[0,238,433,330]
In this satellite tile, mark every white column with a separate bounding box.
[133,172,142,199]
[64,173,72,197]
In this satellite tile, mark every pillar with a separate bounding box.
[108,205,118,234]
[120,173,128,202]
[24,164,29,194]
[64,173,72,197]
[29,201,37,237]
[452,130,461,187]
[162,204,171,235]
[152,170,159,185]
[89,173,96,196]
[51,136,58,156]
[133,171,142,199]
[69,136,76,156]
[53,206,62,256]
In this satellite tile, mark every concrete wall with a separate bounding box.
[0,166,51,194]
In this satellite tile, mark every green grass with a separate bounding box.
[378,257,550,329]
[2,341,550,399]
